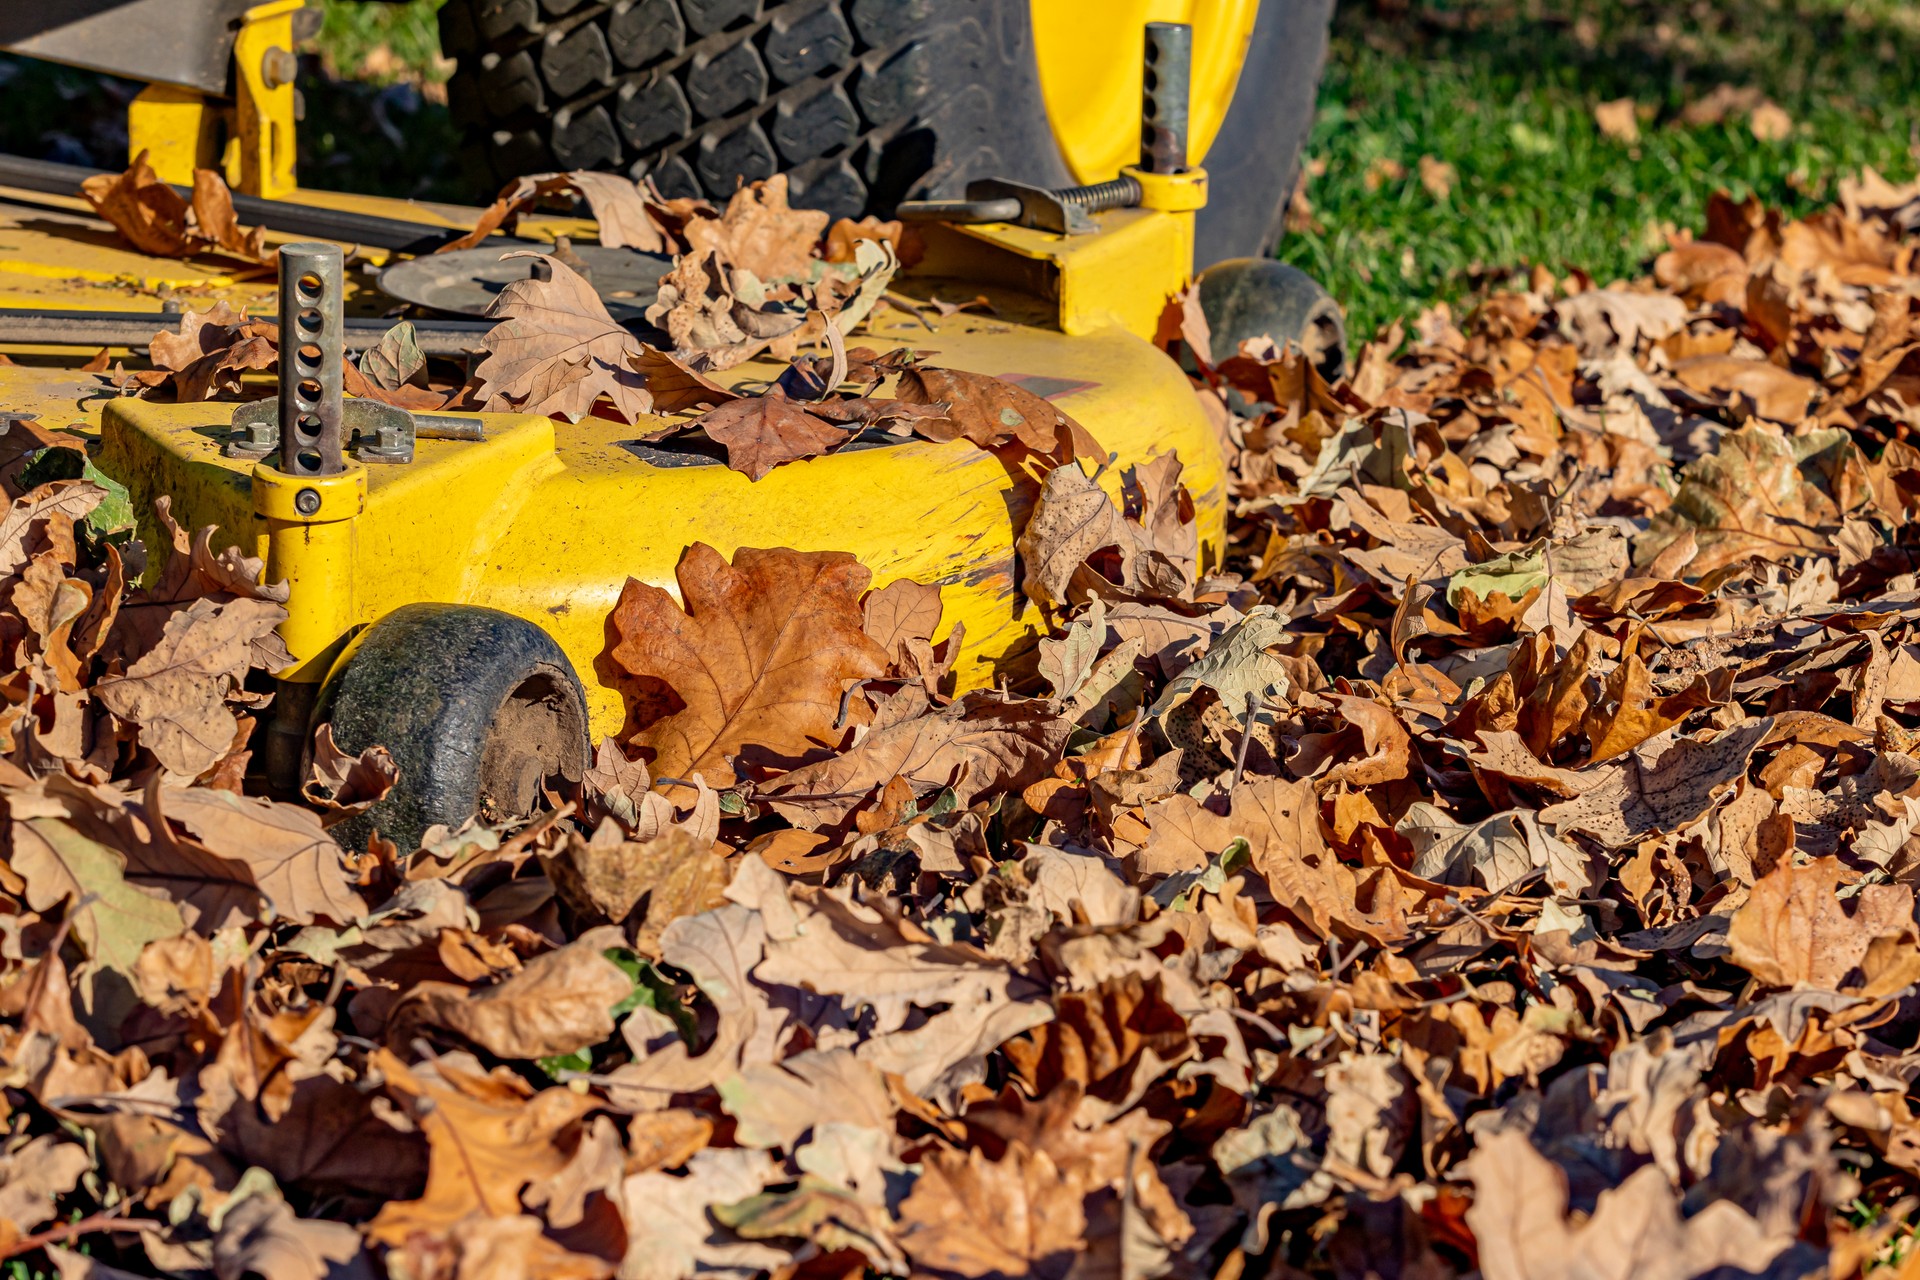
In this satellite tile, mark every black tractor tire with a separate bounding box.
[317,603,590,852]
[438,0,1330,263]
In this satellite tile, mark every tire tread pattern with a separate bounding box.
[439,0,1068,220]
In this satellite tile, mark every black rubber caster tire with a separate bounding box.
[318,603,590,851]
[437,0,1330,262]
[1197,257,1348,382]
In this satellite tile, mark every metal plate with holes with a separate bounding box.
[377,245,673,323]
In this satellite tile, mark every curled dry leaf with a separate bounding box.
[80,151,265,262]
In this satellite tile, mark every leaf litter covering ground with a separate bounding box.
[22,164,1920,1280]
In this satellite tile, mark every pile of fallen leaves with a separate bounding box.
[113,166,1080,483]
[22,162,1920,1280]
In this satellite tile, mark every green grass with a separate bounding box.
[1276,0,1920,340]
[311,0,449,83]
[300,0,463,200]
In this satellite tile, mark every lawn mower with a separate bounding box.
[0,3,1346,846]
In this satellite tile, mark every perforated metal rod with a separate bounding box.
[1142,22,1192,174]
[277,242,346,477]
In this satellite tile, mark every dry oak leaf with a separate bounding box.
[682,173,830,281]
[139,302,280,402]
[81,151,265,261]
[211,1193,373,1280]
[1728,856,1920,993]
[387,924,634,1060]
[543,824,731,957]
[1141,776,1405,943]
[301,723,399,828]
[1017,462,1136,608]
[1540,716,1776,849]
[147,780,368,926]
[618,1148,788,1280]
[756,888,1038,1033]
[895,366,1098,459]
[1463,1128,1807,1280]
[1636,423,1860,574]
[692,388,854,480]
[761,691,1073,830]
[605,543,888,788]
[0,1136,91,1236]
[897,1142,1090,1280]
[861,578,944,669]
[1668,355,1817,422]
[5,788,189,973]
[366,1048,599,1246]
[94,595,290,777]
[717,1047,894,1149]
[598,904,770,1106]
[0,480,105,585]
[472,254,654,422]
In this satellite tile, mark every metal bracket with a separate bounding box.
[226,396,416,464]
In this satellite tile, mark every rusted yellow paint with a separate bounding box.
[98,310,1226,739]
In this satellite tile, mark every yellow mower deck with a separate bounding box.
[0,182,1222,742]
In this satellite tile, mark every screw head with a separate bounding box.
[294,487,322,516]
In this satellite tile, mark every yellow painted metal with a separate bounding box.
[95,308,1226,740]
[251,462,369,680]
[127,86,223,186]
[1030,0,1258,182]
[230,0,303,198]
[0,195,279,313]
[912,205,1195,340]
[1126,164,1208,212]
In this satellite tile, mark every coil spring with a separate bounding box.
[1056,176,1143,212]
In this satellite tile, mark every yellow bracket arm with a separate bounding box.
[126,0,300,198]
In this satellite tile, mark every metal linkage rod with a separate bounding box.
[1141,22,1193,174]
[277,243,346,476]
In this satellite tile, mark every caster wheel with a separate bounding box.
[318,603,590,851]
[1197,258,1349,383]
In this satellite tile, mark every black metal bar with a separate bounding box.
[0,152,481,253]
[0,308,493,354]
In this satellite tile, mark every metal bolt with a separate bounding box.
[294,487,322,516]
[262,46,298,90]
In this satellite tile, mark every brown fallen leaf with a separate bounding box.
[80,151,266,262]
[690,388,855,480]
[861,579,944,670]
[1727,856,1920,993]
[387,925,633,1059]
[894,366,1096,459]
[471,254,658,422]
[93,596,290,777]
[896,1143,1089,1280]
[762,692,1072,830]
[604,543,888,788]
[1464,1128,1807,1280]
[366,1048,599,1245]
[1594,98,1641,143]
[136,302,281,402]
[682,174,830,282]
[541,825,730,956]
